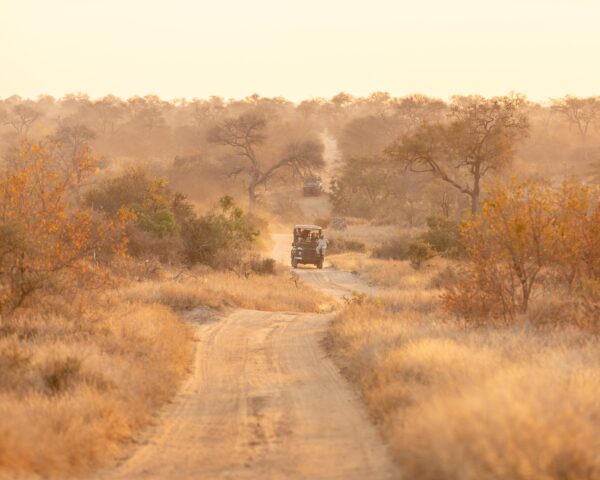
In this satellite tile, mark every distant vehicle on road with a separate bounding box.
[303,176,323,196]
[291,224,324,269]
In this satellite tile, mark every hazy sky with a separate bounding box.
[1,0,599,102]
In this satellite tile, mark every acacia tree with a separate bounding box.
[551,95,600,145]
[208,113,324,209]
[0,103,41,137]
[387,95,529,214]
[392,94,447,134]
[51,123,97,198]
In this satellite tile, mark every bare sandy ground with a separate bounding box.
[91,234,395,480]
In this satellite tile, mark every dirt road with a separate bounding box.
[94,235,395,479]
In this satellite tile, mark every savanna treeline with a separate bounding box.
[0,138,324,476]
[2,92,600,220]
[0,93,334,476]
[1,90,600,478]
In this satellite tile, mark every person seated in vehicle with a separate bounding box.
[316,234,328,256]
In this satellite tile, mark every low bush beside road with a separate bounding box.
[328,257,600,480]
[327,179,600,479]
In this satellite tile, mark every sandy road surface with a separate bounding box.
[93,235,395,480]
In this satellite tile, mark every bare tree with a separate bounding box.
[392,94,447,133]
[93,95,126,133]
[387,95,529,214]
[209,113,324,209]
[551,96,600,145]
[50,123,97,199]
[1,104,41,136]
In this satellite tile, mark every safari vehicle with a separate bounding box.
[291,224,324,269]
[303,176,323,196]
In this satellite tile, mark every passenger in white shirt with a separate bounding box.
[316,235,328,256]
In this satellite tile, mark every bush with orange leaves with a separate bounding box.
[0,142,128,316]
[444,179,600,327]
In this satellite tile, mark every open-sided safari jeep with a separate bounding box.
[291,224,324,269]
[303,176,323,196]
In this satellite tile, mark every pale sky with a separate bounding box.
[1,0,599,102]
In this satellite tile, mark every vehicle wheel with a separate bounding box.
[316,260,323,269]
[292,259,298,268]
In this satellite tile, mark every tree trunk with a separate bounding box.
[471,170,481,214]
[248,183,257,211]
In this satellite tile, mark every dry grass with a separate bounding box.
[328,224,404,250]
[0,297,193,478]
[122,269,330,313]
[329,252,447,290]
[0,267,326,478]
[328,256,600,480]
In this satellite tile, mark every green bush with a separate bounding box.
[87,171,260,268]
[408,240,435,270]
[419,216,464,258]
[182,196,260,268]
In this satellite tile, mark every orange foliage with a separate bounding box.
[444,179,600,325]
[0,142,128,314]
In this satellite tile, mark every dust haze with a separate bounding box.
[1,2,600,480]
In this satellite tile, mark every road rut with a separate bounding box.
[94,235,396,479]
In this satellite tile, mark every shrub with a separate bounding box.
[443,179,600,326]
[372,237,412,260]
[248,257,277,275]
[42,357,82,394]
[408,240,435,270]
[86,169,191,260]
[429,265,460,289]
[183,196,260,268]
[313,216,331,228]
[419,216,465,258]
[328,238,366,254]
[0,143,127,315]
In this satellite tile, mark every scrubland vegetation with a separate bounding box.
[328,178,600,479]
[329,284,600,479]
[123,269,328,313]
[0,127,322,476]
[2,90,600,478]
[0,292,192,477]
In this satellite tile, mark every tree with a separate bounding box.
[387,95,529,214]
[0,143,127,315]
[330,155,406,218]
[208,113,324,209]
[392,94,447,133]
[50,123,97,198]
[551,96,600,145]
[443,179,600,324]
[92,95,126,133]
[1,103,41,137]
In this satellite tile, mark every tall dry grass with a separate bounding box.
[0,267,326,478]
[328,256,600,480]
[122,269,330,313]
[0,298,193,478]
